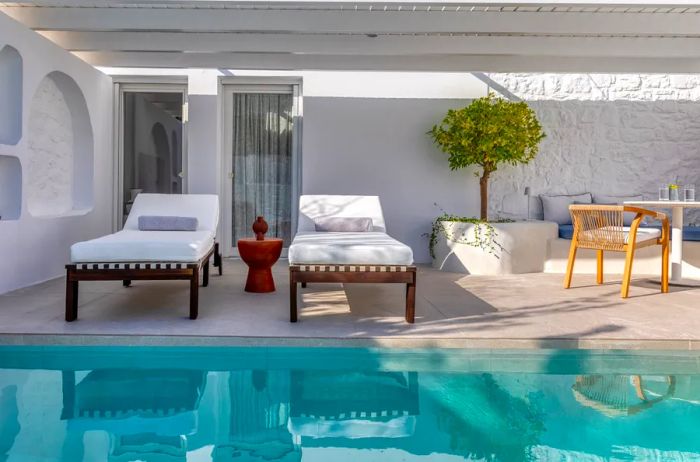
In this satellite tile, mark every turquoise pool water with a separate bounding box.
[1,347,700,461]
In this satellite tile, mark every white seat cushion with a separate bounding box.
[288,232,414,266]
[71,230,214,263]
[580,226,661,244]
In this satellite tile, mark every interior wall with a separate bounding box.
[0,12,112,294]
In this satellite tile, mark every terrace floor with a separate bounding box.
[0,260,698,349]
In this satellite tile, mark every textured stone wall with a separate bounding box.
[27,75,74,217]
[486,73,700,224]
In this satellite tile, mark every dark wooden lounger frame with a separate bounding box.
[289,264,417,323]
[65,243,222,322]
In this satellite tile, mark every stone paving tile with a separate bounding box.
[0,260,697,348]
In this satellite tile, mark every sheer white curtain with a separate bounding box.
[232,93,293,245]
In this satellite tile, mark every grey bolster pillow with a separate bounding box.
[138,216,199,231]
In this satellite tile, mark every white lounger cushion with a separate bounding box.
[71,230,214,263]
[289,232,414,266]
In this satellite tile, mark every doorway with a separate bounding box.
[114,80,188,228]
[221,78,302,257]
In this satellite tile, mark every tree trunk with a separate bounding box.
[479,169,491,221]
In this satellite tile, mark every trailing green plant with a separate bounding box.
[429,93,545,221]
[427,213,512,259]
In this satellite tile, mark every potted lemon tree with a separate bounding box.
[428,94,554,274]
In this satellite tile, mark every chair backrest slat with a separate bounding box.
[569,205,626,251]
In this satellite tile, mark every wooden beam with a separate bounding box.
[4,6,700,35]
[73,50,700,73]
[40,30,700,58]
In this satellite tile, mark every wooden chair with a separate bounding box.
[564,205,670,298]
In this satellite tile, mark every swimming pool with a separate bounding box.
[0,346,699,461]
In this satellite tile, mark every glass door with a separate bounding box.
[117,85,187,226]
[222,81,301,256]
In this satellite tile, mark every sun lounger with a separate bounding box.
[65,194,222,321]
[288,195,417,323]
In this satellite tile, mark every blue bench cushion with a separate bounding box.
[558,225,700,241]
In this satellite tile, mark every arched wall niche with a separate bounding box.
[0,155,22,220]
[0,45,22,145]
[27,71,94,217]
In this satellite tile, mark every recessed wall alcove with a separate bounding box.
[27,71,93,217]
[0,155,21,220]
[0,45,22,145]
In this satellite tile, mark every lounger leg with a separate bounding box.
[122,280,131,287]
[214,242,223,276]
[65,271,79,322]
[405,277,416,324]
[190,266,199,320]
[290,271,298,323]
[596,250,604,285]
[202,258,210,287]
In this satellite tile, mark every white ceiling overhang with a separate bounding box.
[3,0,700,72]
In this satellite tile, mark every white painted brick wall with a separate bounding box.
[486,73,700,224]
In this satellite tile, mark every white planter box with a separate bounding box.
[432,220,559,275]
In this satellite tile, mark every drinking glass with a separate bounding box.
[685,184,696,202]
[659,184,670,201]
[670,185,680,202]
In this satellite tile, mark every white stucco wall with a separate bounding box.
[0,12,113,294]
[486,73,700,225]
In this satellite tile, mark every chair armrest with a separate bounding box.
[623,206,667,222]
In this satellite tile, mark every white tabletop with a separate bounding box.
[624,200,700,208]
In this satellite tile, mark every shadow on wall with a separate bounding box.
[489,100,700,225]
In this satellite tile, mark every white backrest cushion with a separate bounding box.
[298,195,386,233]
[124,194,220,233]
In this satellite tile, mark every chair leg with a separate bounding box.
[65,275,79,322]
[202,258,210,287]
[621,248,635,298]
[405,279,416,324]
[189,266,199,319]
[122,280,131,288]
[564,242,578,289]
[661,239,670,293]
[290,272,298,323]
[596,250,604,285]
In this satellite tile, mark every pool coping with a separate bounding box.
[0,334,699,350]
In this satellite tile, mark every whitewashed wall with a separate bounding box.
[0,13,113,294]
[486,73,700,224]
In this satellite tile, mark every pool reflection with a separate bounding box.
[2,353,700,461]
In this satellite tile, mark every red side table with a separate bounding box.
[237,238,283,293]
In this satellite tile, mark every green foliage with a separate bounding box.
[429,93,545,174]
[427,213,513,259]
